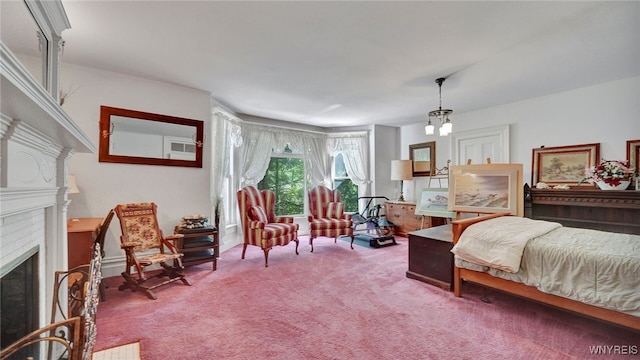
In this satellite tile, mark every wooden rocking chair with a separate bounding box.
[114,202,191,300]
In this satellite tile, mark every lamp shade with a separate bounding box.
[425,123,435,135]
[441,119,453,134]
[391,160,413,181]
[68,175,80,194]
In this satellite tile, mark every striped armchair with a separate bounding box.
[307,185,354,252]
[237,186,299,267]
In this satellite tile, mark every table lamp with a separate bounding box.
[391,160,413,202]
[68,175,80,221]
[68,175,80,195]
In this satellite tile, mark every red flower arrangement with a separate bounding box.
[580,160,634,186]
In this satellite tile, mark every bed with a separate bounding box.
[450,185,640,331]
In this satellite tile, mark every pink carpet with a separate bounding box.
[95,236,638,359]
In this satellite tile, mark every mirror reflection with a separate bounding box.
[1,0,47,88]
[100,106,203,168]
[110,115,197,160]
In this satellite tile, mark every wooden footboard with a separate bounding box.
[451,213,640,332]
[451,213,506,297]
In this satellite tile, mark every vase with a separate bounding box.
[596,180,630,190]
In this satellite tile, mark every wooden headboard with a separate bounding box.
[523,184,640,235]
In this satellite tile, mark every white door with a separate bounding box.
[450,125,510,165]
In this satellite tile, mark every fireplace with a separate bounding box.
[1,250,39,357]
[0,209,46,353]
[1,0,95,353]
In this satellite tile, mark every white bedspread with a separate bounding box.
[454,223,640,317]
[451,216,561,273]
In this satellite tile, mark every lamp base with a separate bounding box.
[397,192,405,202]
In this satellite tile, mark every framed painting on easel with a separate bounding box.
[415,188,456,218]
[449,163,524,216]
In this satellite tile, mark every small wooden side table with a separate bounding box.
[67,217,103,270]
[406,224,454,291]
[174,226,218,270]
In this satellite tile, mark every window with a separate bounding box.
[164,136,196,161]
[258,145,305,216]
[170,142,196,154]
[333,153,358,212]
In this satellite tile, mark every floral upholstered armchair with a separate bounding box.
[114,202,191,299]
[307,185,354,252]
[237,186,299,267]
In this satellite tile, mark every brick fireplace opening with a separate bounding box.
[0,249,39,357]
[0,205,57,353]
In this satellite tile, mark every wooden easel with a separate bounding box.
[420,160,452,228]
[426,159,451,188]
[467,158,492,165]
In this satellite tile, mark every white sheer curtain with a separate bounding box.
[304,136,330,187]
[237,122,327,186]
[327,133,370,197]
[211,108,242,242]
[237,124,274,186]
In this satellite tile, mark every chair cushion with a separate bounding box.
[138,252,183,266]
[261,222,298,238]
[250,206,269,223]
[324,202,344,219]
[310,218,351,230]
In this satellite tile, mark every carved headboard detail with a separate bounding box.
[524,184,640,235]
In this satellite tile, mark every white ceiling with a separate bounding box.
[6,1,640,128]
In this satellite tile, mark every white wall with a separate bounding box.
[370,125,400,201]
[400,76,640,201]
[111,130,164,158]
[61,62,212,277]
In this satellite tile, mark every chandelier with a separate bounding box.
[425,77,453,136]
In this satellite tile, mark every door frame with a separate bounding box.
[449,124,510,165]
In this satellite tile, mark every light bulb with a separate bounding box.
[425,123,435,135]
[442,119,453,134]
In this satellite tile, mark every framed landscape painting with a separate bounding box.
[531,143,599,187]
[449,164,523,216]
[415,188,456,218]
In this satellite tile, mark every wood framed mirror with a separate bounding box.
[409,141,436,176]
[99,106,204,168]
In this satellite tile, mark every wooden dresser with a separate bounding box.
[385,201,447,237]
[67,217,103,269]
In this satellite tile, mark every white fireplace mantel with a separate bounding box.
[0,0,95,332]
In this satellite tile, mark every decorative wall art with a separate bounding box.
[531,143,599,187]
[99,105,204,168]
[449,164,523,216]
[409,141,436,176]
[415,188,456,218]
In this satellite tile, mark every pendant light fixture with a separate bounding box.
[425,77,453,136]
